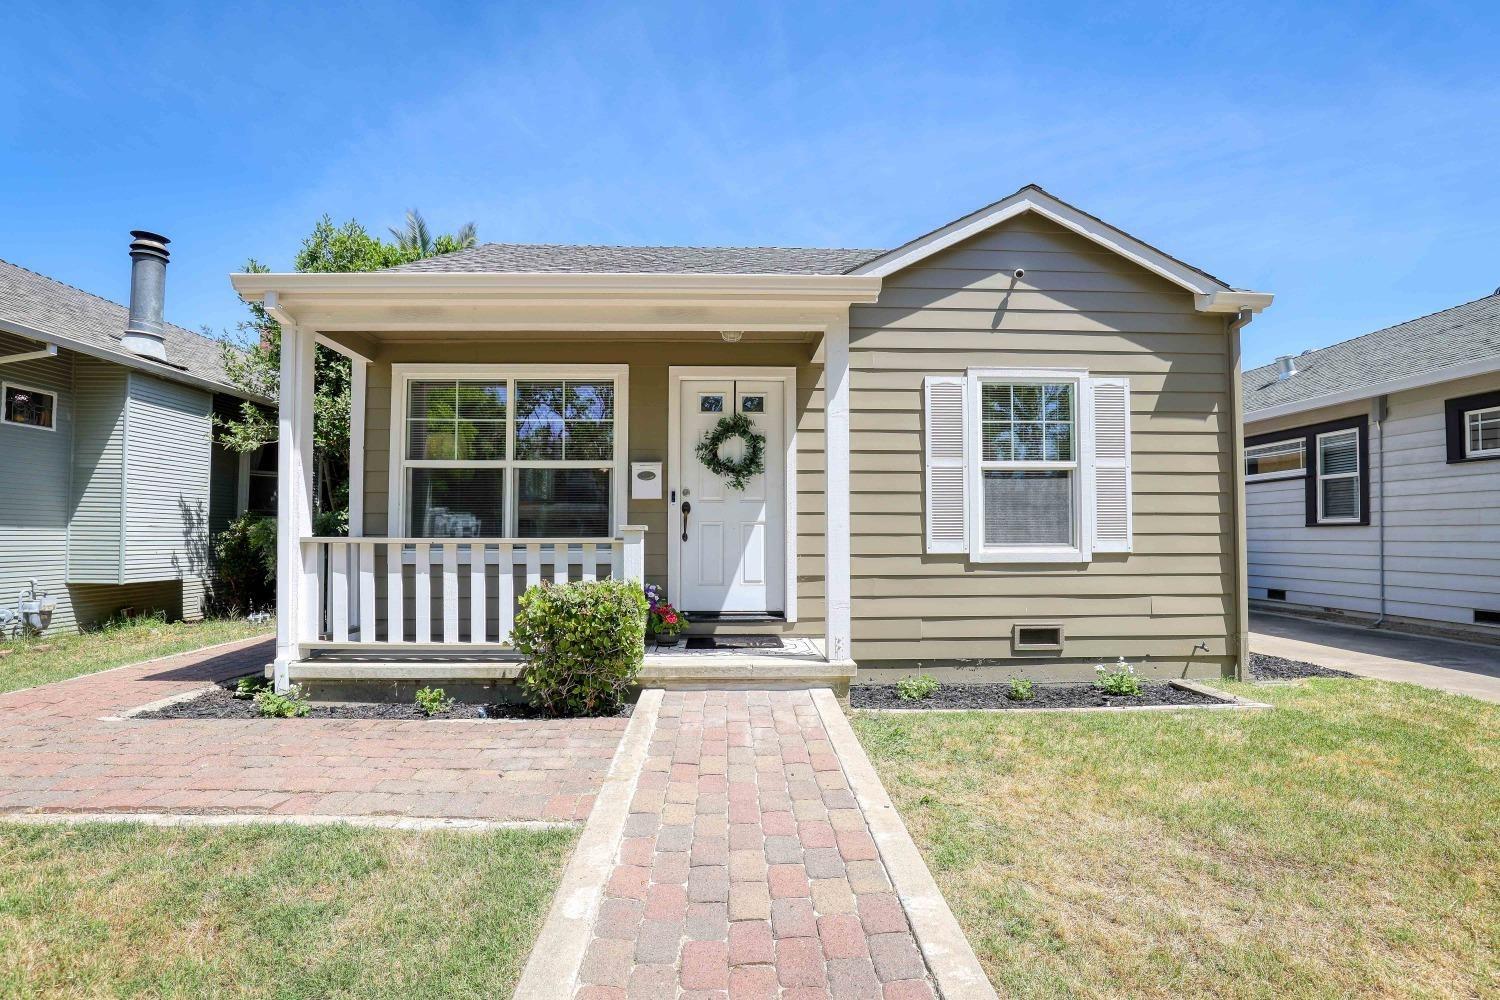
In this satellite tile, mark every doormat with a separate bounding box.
[685,635,785,651]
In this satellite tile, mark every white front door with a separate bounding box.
[677,377,785,614]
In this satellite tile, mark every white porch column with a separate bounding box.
[273,320,317,690]
[824,313,853,663]
[348,357,367,537]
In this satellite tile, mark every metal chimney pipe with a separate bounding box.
[123,230,170,360]
[1274,354,1298,380]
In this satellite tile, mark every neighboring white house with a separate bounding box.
[1243,289,1500,636]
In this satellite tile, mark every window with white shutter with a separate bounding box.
[922,376,968,553]
[922,368,1136,563]
[1088,377,1132,553]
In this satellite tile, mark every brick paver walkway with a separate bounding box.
[0,637,626,822]
[575,689,935,999]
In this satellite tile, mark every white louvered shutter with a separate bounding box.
[1089,377,1133,553]
[923,376,968,553]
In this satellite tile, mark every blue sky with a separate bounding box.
[2,1,1496,367]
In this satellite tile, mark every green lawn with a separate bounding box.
[855,679,1499,999]
[0,821,574,999]
[0,616,271,695]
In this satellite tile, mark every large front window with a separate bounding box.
[977,379,1077,550]
[401,371,620,538]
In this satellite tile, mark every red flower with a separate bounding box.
[663,613,677,624]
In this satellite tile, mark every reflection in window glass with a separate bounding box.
[408,468,504,537]
[518,468,611,537]
[2,384,54,429]
[741,395,765,413]
[700,395,724,413]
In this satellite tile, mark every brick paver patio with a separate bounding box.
[0,637,626,822]
[574,689,935,999]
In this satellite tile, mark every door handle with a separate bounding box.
[680,501,691,542]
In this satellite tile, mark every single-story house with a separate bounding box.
[231,185,1272,693]
[0,233,272,635]
[1243,289,1500,636]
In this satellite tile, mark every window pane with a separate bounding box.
[565,381,613,420]
[408,468,504,537]
[517,468,610,537]
[1468,408,1500,454]
[516,381,566,459]
[249,442,277,474]
[456,381,506,420]
[3,385,53,428]
[741,395,764,413]
[408,381,456,420]
[408,420,457,460]
[1011,385,1043,421]
[983,471,1073,546]
[457,420,506,460]
[1246,439,1304,477]
[982,423,1013,462]
[566,420,613,460]
[1042,384,1072,421]
[1044,423,1073,462]
[1319,431,1358,475]
[1011,423,1044,461]
[247,474,276,516]
[1321,477,1359,521]
[700,394,724,413]
[981,383,1012,421]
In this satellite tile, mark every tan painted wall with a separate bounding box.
[359,338,825,635]
[848,213,1240,678]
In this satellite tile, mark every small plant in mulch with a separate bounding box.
[1006,678,1035,702]
[415,686,455,717]
[1094,657,1143,697]
[896,674,941,701]
[233,675,270,700]
[254,684,311,718]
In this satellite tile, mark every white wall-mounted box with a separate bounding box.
[631,461,663,500]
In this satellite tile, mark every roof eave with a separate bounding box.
[1245,353,1500,424]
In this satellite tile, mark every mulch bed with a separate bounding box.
[851,681,1229,711]
[1249,653,1357,680]
[137,682,633,720]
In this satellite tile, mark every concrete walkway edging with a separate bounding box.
[513,688,665,999]
[812,688,998,999]
[0,812,568,832]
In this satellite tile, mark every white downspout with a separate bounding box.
[1370,394,1389,627]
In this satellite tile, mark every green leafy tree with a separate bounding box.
[218,212,478,529]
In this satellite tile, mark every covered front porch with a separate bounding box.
[230,270,880,692]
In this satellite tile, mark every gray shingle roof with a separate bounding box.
[383,243,884,275]
[1243,292,1500,414]
[0,257,245,396]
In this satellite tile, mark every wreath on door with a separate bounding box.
[696,412,766,490]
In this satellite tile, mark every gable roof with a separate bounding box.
[848,184,1269,313]
[386,243,882,275]
[0,257,254,399]
[1243,291,1500,420]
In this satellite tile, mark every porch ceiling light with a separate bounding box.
[721,329,744,343]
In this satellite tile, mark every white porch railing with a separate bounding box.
[299,526,646,648]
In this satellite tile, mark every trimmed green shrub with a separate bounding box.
[896,674,940,701]
[513,579,647,717]
[415,686,455,716]
[1007,677,1035,701]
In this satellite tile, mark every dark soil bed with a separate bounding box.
[851,681,1229,711]
[1249,653,1357,680]
[138,682,633,720]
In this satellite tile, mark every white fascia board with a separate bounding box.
[232,271,883,304]
[851,188,1272,313]
[1244,354,1500,425]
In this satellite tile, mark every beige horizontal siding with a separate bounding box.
[849,212,1237,676]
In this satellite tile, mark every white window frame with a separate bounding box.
[1,381,57,432]
[388,364,629,539]
[1315,427,1361,524]
[1465,405,1500,459]
[1245,437,1306,482]
[965,368,1093,563]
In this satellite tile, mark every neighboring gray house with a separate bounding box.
[1243,290,1500,635]
[0,232,271,635]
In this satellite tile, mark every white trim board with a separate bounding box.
[667,366,798,622]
